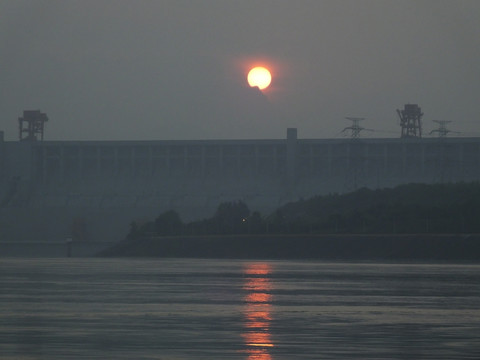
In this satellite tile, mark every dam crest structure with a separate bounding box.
[1,115,480,243]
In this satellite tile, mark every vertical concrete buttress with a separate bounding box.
[0,132,4,182]
[286,128,297,186]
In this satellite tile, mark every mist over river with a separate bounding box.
[1,258,479,359]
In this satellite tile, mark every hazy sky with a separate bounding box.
[1,0,479,141]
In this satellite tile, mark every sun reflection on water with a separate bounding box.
[242,263,274,360]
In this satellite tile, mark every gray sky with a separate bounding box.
[1,0,479,141]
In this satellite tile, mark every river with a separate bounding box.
[1,258,479,359]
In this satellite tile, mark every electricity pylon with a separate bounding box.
[342,117,372,139]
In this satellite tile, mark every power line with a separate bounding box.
[341,117,373,139]
[430,120,459,138]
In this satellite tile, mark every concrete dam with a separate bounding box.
[1,127,480,243]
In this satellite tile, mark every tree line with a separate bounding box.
[128,182,480,239]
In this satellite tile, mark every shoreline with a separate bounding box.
[99,233,480,261]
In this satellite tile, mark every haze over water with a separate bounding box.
[1,258,479,359]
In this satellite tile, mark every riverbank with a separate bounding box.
[99,234,480,261]
[0,241,116,258]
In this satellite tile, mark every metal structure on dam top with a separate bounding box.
[397,104,423,138]
[1,108,480,243]
[18,110,49,142]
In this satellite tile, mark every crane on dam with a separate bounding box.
[18,110,48,141]
[397,104,423,138]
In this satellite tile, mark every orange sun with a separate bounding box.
[247,67,272,90]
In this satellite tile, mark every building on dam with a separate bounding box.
[1,108,480,243]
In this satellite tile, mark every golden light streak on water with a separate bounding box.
[242,263,274,360]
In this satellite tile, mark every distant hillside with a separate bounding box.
[100,182,480,259]
[120,182,480,240]
[277,182,480,234]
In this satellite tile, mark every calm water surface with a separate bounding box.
[1,258,479,359]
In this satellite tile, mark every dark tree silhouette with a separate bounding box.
[214,200,250,234]
[128,182,480,238]
[155,210,183,236]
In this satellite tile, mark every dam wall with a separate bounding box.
[1,129,480,243]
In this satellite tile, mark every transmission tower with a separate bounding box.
[342,117,370,139]
[340,117,372,192]
[430,120,456,138]
[397,104,423,138]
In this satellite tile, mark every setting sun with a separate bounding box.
[247,67,272,90]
